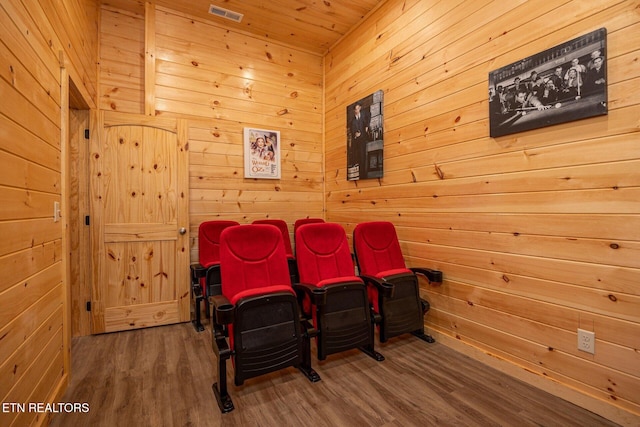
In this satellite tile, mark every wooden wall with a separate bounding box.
[0,0,98,426]
[99,2,325,261]
[3,0,637,425]
[324,0,639,425]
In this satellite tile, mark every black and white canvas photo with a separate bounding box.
[489,28,607,138]
[346,90,384,181]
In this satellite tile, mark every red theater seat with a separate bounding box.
[189,220,239,331]
[210,224,320,413]
[295,222,383,361]
[353,221,442,343]
[294,217,325,232]
[252,219,298,282]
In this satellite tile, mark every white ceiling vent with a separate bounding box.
[208,4,244,23]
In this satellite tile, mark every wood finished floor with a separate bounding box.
[50,323,619,427]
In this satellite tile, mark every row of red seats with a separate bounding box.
[189,218,324,331]
[190,219,443,413]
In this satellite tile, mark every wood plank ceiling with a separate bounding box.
[101,0,385,54]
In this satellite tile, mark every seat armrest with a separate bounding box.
[211,295,235,325]
[211,323,232,359]
[299,317,319,338]
[410,268,443,285]
[359,274,394,298]
[205,265,222,296]
[420,298,431,314]
[292,283,327,306]
[191,281,203,298]
[190,263,207,281]
[209,295,233,358]
[370,309,383,324]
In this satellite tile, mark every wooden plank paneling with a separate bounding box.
[69,108,91,338]
[2,0,634,425]
[99,4,325,268]
[325,0,640,425]
[100,7,144,115]
[0,0,98,424]
[147,0,383,54]
[35,0,98,103]
[127,6,322,261]
[103,301,180,332]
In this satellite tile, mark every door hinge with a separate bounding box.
[85,215,90,226]
[84,129,90,139]
[86,301,91,312]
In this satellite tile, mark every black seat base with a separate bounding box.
[412,330,436,343]
[191,291,205,332]
[190,264,207,332]
[212,382,234,413]
[299,365,321,382]
[359,346,385,361]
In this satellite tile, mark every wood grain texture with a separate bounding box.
[90,112,190,334]
[49,323,621,427]
[69,109,92,338]
[98,4,326,255]
[100,0,383,54]
[324,0,640,424]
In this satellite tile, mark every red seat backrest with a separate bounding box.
[220,224,292,303]
[353,221,407,276]
[252,219,293,258]
[294,218,324,234]
[295,223,355,285]
[198,220,240,267]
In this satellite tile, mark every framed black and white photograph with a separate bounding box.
[243,127,281,179]
[346,90,384,181]
[489,28,607,138]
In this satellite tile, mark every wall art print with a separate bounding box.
[489,28,607,138]
[346,90,384,181]
[243,127,281,179]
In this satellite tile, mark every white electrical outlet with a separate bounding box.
[578,328,595,354]
[53,201,61,222]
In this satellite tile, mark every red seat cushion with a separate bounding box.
[230,285,294,305]
[293,218,325,234]
[317,276,362,287]
[354,222,410,313]
[220,224,291,302]
[296,222,355,285]
[220,224,293,354]
[198,220,239,294]
[375,268,412,279]
[295,222,358,320]
[354,221,407,277]
[252,219,294,259]
[199,220,240,268]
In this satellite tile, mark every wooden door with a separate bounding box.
[90,111,189,333]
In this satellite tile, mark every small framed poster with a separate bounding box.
[346,90,384,181]
[243,127,281,179]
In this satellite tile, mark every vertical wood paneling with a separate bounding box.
[325,0,640,425]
